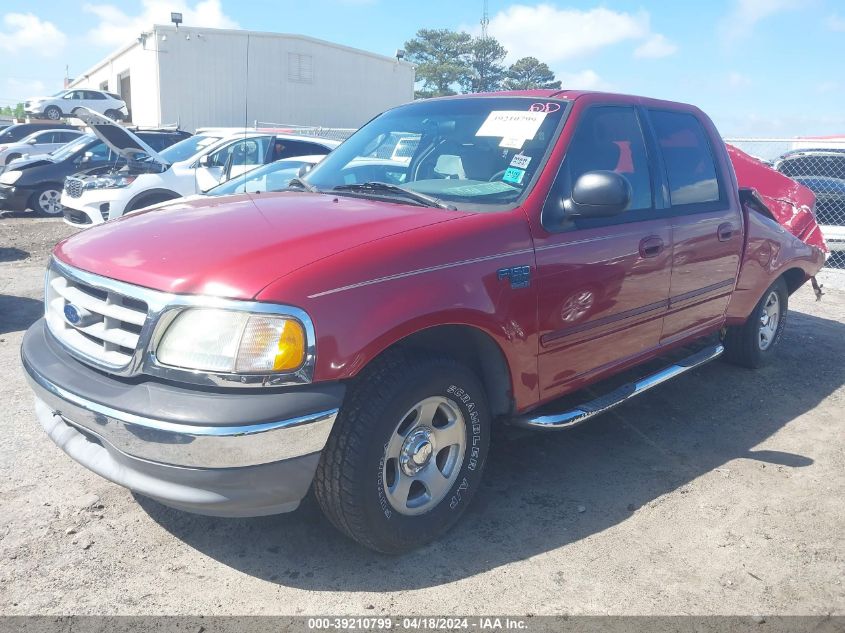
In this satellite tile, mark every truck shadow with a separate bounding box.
[138,308,843,591]
[0,294,44,335]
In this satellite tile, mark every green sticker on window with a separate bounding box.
[503,167,525,185]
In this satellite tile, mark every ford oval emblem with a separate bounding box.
[64,304,81,325]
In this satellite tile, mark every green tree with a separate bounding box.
[0,106,12,116]
[460,36,507,94]
[504,57,562,90]
[405,29,472,98]
[14,103,25,119]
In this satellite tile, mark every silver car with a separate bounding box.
[0,129,85,165]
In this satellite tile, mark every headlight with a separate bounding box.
[155,308,306,374]
[0,170,22,185]
[84,174,138,190]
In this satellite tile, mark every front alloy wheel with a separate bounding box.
[315,350,491,553]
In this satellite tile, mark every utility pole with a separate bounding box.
[481,0,489,39]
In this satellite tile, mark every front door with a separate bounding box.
[532,105,672,401]
[645,109,744,344]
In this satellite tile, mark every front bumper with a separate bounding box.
[61,189,111,226]
[0,183,32,211]
[22,319,344,516]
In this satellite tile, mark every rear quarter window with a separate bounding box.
[650,110,720,206]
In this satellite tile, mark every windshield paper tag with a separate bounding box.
[503,167,526,185]
[500,137,525,149]
[510,154,531,169]
[476,111,547,143]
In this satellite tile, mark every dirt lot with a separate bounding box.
[0,214,843,616]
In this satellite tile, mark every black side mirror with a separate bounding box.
[563,170,631,218]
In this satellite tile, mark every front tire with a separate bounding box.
[29,186,63,216]
[724,277,788,368]
[314,350,491,553]
[104,109,122,121]
[44,105,61,120]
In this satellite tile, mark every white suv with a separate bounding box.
[61,108,338,227]
[25,90,128,122]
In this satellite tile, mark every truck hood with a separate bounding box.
[53,192,461,299]
[74,107,169,167]
[5,153,55,170]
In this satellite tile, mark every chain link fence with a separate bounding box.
[725,138,845,268]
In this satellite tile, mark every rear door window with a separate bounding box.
[649,110,720,206]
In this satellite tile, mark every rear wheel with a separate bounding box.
[29,186,63,216]
[314,350,491,553]
[44,105,61,120]
[724,277,788,368]
[104,109,122,121]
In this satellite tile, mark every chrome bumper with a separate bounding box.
[24,356,338,469]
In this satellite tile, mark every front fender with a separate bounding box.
[257,210,542,410]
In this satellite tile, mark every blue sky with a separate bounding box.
[0,0,842,137]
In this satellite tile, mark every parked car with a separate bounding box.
[0,128,85,165]
[61,108,340,226]
[25,89,128,121]
[0,128,190,216]
[21,91,825,553]
[773,149,845,265]
[0,122,78,145]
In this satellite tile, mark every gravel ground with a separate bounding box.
[1,214,843,616]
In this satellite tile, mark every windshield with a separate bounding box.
[305,97,568,210]
[159,134,222,163]
[49,134,94,160]
[207,158,313,196]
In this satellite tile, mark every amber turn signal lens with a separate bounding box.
[272,319,306,371]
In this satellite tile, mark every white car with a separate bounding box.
[0,128,85,165]
[25,89,128,122]
[61,108,339,227]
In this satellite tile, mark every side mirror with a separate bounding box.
[27,138,37,145]
[563,171,631,218]
[198,155,211,167]
[297,163,313,178]
[81,151,94,163]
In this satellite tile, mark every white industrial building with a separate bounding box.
[68,25,415,132]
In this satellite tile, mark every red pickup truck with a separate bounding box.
[22,90,826,553]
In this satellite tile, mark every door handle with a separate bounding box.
[639,236,664,258]
[718,222,736,242]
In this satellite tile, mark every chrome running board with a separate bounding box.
[512,344,724,430]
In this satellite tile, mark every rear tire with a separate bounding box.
[314,350,491,553]
[29,186,63,216]
[104,109,122,121]
[724,277,788,368]
[44,106,61,120]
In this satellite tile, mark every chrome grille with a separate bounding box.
[64,177,84,199]
[45,266,148,369]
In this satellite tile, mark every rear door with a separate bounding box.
[646,109,744,343]
[532,104,673,399]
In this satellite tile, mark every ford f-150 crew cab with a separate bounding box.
[21,91,827,553]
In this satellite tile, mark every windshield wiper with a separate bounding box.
[333,182,457,210]
[287,177,318,193]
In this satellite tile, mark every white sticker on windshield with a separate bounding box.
[476,110,547,142]
[499,137,525,150]
[510,154,532,169]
